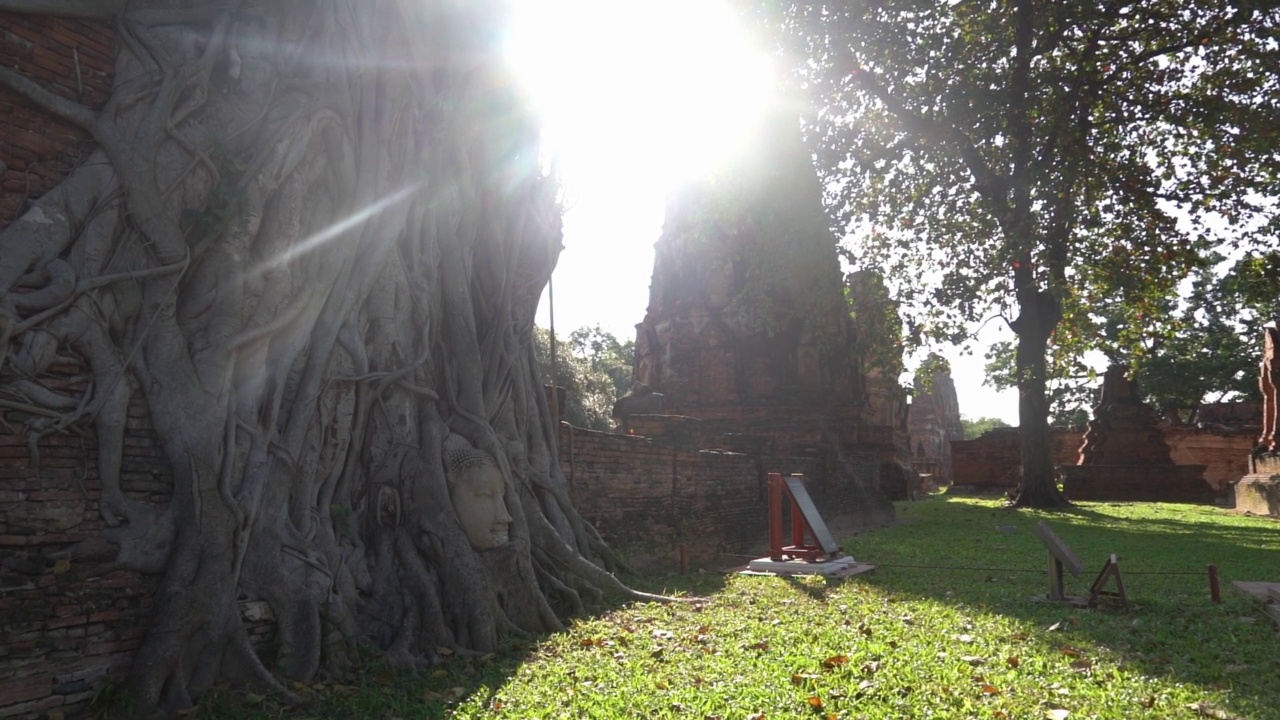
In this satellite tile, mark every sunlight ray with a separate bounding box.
[249,183,421,279]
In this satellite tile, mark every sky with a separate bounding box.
[505,0,1022,425]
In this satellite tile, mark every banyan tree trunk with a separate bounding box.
[0,0,640,712]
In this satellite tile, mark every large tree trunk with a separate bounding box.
[0,0,645,713]
[1008,285,1070,509]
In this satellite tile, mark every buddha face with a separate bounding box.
[449,462,513,550]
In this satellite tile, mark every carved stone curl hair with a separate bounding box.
[442,434,497,487]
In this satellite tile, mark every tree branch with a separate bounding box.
[850,69,1010,220]
[0,66,97,130]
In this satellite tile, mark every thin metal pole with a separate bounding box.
[548,275,560,433]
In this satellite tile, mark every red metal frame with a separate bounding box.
[767,473,836,562]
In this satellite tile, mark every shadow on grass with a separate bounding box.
[827,495,1280,719]
[158,567,728,720]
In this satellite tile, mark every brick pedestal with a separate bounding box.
[1233,475,1280,516]
[1234,452,1280,516]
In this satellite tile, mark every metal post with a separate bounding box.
[768,473,783,560]
[791,488,806,550]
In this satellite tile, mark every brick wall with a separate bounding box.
[0,15,115,230]
[951,428,1082,490]
[1,361,166,719]
[1164,426,1256,492]
[559,423,848,571]
[0,16,140,719]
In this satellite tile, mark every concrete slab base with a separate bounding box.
[1231,580,1280,600]
[741,555,874,578]
[1232,581,1280,628]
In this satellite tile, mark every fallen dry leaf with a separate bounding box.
[956,633,974,643]
[822,654,850,669]
[980,684,1001,696]
[1045,709,1070,720]
[961,655,985,666]
[807,696,824,709]
[1058,645,1084,657]
[1006,656,1020,668]
[792,673,820,685]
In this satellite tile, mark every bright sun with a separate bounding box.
[506,0,776,202]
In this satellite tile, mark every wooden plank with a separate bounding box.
[783,475,840,554]
[1033,521,1084,576]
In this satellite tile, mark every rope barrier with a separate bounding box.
[720,553,1214,577]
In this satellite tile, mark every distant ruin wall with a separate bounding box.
[952,426,1253,493]
[1163,427,1255,492]
[950,428,1082,490]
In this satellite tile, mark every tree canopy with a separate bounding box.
[534,325,634,431]
[983,248,1280,423]
[961,415,1013,440]
[761,0,1280,506]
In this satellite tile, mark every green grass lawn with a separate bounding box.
[162,496,1280,719]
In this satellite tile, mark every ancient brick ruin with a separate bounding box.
[626,104,904,513]
[1057,365,1215,502]
[907,359,964,485]
[1234,325,1280,516]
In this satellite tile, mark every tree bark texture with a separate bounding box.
[0,0,639,712]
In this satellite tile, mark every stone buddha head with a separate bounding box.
[442,434,513,550]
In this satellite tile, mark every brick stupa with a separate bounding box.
[625,103,904,519]
[1058,365,1215,502]
[907,358,964,485]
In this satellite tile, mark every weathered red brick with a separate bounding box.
[0,674,52,706]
